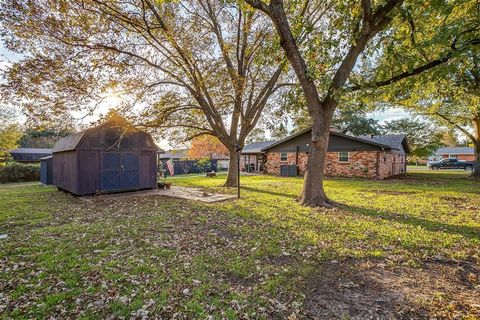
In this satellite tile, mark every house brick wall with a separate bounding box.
[240,154,254,170]
[377,151,406,177]
[265,151,407,179]
[265,152,308,175]
[324,151,378,178]
[240,154,265,171]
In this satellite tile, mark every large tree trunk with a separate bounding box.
[225,149,239,187]
[471,118,480,177]
[300,106,335,207]
[472,143,480,177]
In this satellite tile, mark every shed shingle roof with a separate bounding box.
[52,122,163,153]
[52,130,87,153]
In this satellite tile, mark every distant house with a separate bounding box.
[241,141,276,172]
[10,148,52,163]
[159,149,230,173]
[213,155,230,171]
[429,147,474,161]
[246,129,409,179]
[158,149,188,161]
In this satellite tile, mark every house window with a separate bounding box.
[280,152,288,161]
[338,152,349,163]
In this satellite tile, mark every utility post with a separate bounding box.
[235,144,242,199]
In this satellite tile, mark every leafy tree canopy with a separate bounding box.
[18,128,72,149]
[0,0,290,186]
[382,117,445,160]
[246,128,268,144]
[187,135,229,160]
[0,106,22,164]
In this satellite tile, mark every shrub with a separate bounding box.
[0,162,40,183]
[195,158,212,173]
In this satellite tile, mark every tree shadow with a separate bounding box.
[342,203,480,241]
[241,186,298,200]
[241,186,480,241]
[381,175,480,195]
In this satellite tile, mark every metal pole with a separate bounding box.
[237,153,240,198]
[235,144,242,199]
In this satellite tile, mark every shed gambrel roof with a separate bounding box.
[52,131,87,153]
[242,141,276,154]
[52,121,163,153]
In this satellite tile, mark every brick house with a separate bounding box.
[246,129,409,179]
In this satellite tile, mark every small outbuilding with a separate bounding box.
[40,156,53,185]
[52,117,161,195]
[10,148,52,163]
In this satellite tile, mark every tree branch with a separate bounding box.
[243,0,272,15]
[435,112,478,144]
[349,39,480,91]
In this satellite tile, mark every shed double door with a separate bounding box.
[101,152,139,191]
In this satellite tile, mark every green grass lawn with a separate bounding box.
[1,172,479,318]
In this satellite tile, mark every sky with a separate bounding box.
[1,41,409,150]
[0,41,21,71]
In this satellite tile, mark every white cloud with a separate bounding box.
[368,108,409,124]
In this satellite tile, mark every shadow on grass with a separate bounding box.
[344,204,480,241]
[241,186,298,200]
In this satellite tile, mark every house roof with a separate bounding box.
[242,141,276,154]
[435,147,474,155]
[159,149,188,159]
[358,134,410,155]
[10,148,53,154]
[260,128,395,152]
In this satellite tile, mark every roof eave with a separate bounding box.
[260,128,312,152]
[261,128,393,152]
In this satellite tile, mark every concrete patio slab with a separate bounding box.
[79,186,237,203]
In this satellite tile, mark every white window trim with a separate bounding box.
[338,151,350,163]
[280,152,288,162]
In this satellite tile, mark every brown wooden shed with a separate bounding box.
[52,118,160,195]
